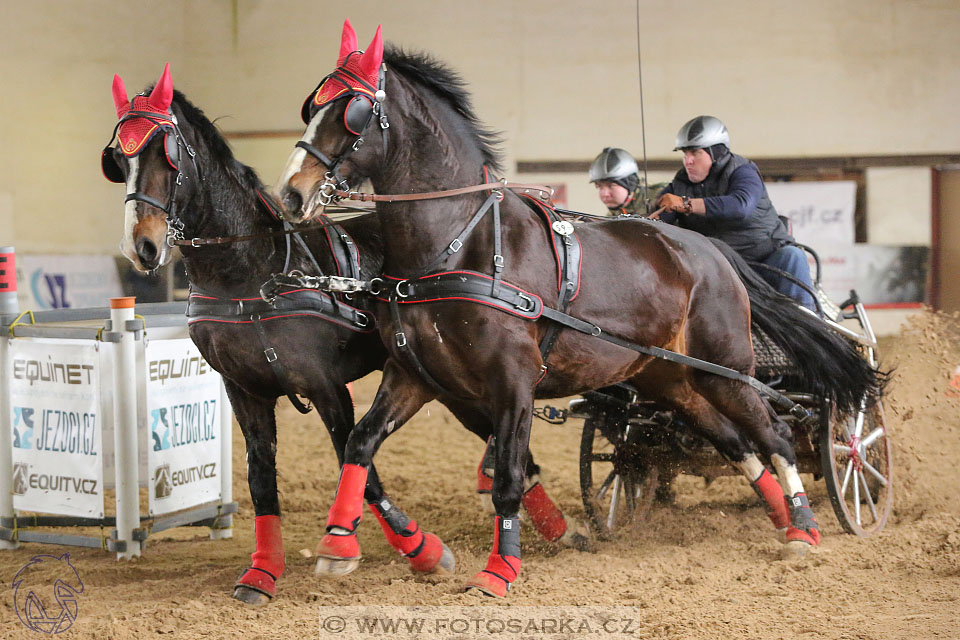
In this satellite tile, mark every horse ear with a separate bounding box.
[338,18,359,65]
[112,74,130,119]
[359,25,383,78]
[148,62,174,112]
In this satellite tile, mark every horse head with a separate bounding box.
[102,63,203,271]
[278,19,386,223]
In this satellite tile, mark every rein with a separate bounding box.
[330,179,553,204]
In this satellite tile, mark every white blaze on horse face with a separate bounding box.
[120,156,142,268]
[277,111,325,194]
[770,453,805,496]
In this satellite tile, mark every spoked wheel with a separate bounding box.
[579,414,656,538]
[820,400,893,536]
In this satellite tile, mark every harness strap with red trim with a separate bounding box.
[381,178,582,396]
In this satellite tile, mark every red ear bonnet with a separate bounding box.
[308,21,383,114]
[338,19,359,66]
[147,62,174,112]
[111,63,177,157]
[358,26,383,79]
[112,75,130,119]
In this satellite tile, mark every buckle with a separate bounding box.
[448,239,463,253]
[516,293,534,312]
[493,254,504,269]
[264,347,278,363]
[395,331,407,347]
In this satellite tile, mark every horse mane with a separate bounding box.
[142,84,264,193]
[384,46,503,173]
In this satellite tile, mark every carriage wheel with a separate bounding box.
[820,400,893,536]
[579,414,656,538]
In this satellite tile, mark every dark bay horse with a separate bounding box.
[103,64,584,605]
[278,21,882,597]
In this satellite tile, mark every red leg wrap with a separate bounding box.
[785,492,821,546]
[466,516,521,597]
[327,464,367,532]
[236,515,284,598]
[368,501,424,557]
[751,468,790,530]
[522,482,567,542]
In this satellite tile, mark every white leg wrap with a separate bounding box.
[735,453,765,483]
[770,453,804,496]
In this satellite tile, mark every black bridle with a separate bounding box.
[296,56,389,207]
[101,107,204,247]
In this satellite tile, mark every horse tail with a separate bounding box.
[708,238,885,417]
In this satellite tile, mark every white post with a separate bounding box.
[110,297,141,559]
[0,246,20,549]
[209,381,233,540]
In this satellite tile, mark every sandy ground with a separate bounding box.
[1,310,958,639]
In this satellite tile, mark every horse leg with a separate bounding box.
[313,360,437,577]
[223,382,284,606]
[446,403,590,549]
[692,374,821,555]
[310,381,454,574]
[464,388,537,597]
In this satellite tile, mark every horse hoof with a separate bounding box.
[232,585,271,606]
[408,533,456,574]
[558,517,593,552]
[780,539,811,560]
[435,541,456,574]
[314,555,361,577]
[464,571,509,598]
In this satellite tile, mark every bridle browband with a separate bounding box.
[296,55,390,208]
[103,106,204,247]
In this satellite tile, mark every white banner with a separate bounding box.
[15,254,123,310]
[765,181,856,247]
[8,339,104,518]
[145,339,222,515]
[815,243,928,305]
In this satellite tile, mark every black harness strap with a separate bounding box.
[250,314,312,414]
[537,306,808,420]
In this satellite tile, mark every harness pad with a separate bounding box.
[379,270,543,321]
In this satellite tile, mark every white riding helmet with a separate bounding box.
[588,147,639,183]
[674,115,730,151]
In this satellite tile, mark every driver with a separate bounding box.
[588,147,648,216]
[654,116,816,310]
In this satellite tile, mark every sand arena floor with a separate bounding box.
[1,310,958,639]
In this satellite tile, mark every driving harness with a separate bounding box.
[186,193,374,413]
[371,182,808,422]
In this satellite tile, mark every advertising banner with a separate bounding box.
[145,338,222,516]
[8,339,104,518]
[765,181,856,247]
[15,254,123,310]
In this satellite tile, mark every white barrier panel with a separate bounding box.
[8,339,105,518]
[146,338,222,516]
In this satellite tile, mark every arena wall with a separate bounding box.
[1,0,957,327]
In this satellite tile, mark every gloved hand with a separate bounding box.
[657,193,687,213]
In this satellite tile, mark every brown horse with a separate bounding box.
[278,21,880,597]
[103,64,586,605]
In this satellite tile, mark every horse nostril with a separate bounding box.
[282,190,303,216]
[136,237,158,264]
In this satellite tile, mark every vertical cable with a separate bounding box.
[636,0,650,211]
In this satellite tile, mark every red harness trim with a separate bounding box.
[521,194,582,301]
[378,271,544,321]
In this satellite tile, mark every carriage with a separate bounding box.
[566,248,893,539]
